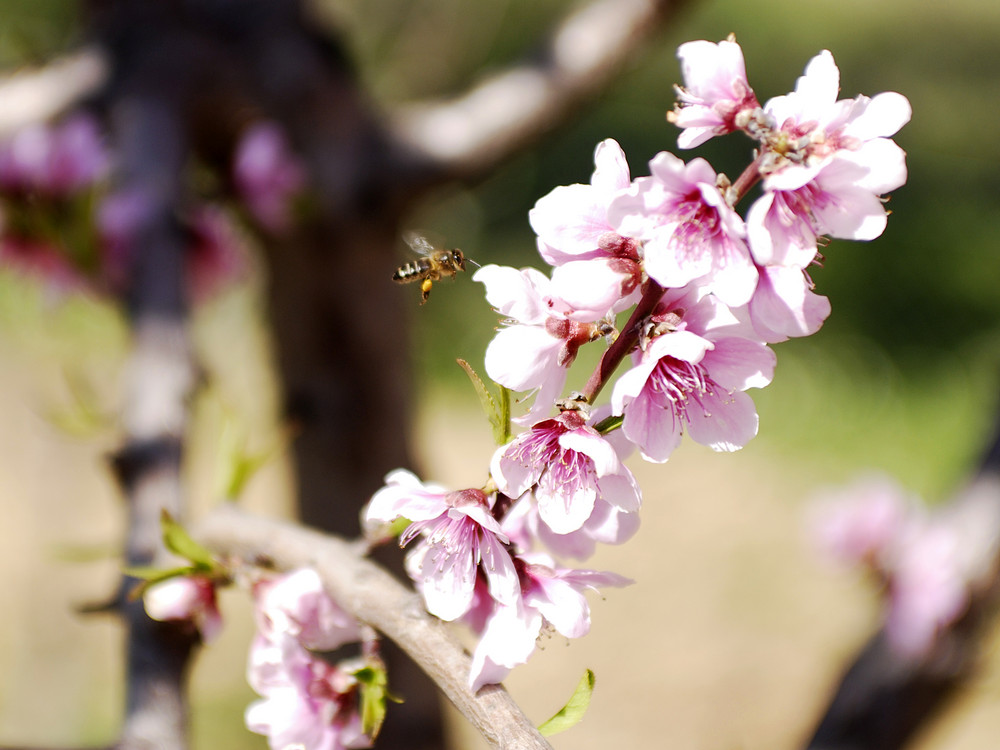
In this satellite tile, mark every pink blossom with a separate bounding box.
[246,638,371,750]
[807,474,910,565]
[746,51,909,259]
[490,410,641,535]
[608,152,757,306]
[611,287,775,462]
[528,139,642,314]
[500,491,640,561]
[742,263,831,343]
[529,138,635,265]
[254,568,361,652]
[669,37,760,149]
[233,122,306,232]
[365,469,519,621]
[186,205,249,301]
[144,575,223,642]
[469,554,631,690]
[806,475,997,658]
[475,264,610,423]
[98,195,247,301]
[762,51,911,176]
[0,115,109,196]
[883,522,968,657]
[748,149,905,267]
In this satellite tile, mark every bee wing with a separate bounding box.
[403,230,436,257]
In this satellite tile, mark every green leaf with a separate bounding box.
[593,413,624,435]
[456,358,511,445]
[353,663,400,740]
[214,416,279,501]
[161,510,215,569]
[43,371,112,438]
[496,383,512,445]
[537,669,595,737]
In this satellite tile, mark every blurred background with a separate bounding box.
[1,0,999,748]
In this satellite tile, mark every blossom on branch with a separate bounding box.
[608,152,758,306]
[469,553,631,690]
[254,568,361,652]
[475,264,612,423]
[246,569,373,750]
[668,37,760,149]
[529,138,642,315]
[144,574,223,642]
[611,287,775,462]
[0,114,108,196]
[365,469,519,621]
[490,409,641,536]
[747,49,910,265]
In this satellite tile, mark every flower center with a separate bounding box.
[647,355,724,427]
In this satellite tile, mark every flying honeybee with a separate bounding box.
[392,231,470,304]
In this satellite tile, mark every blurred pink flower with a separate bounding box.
[254,568,360,652]
[233,121,306,233]
[144,575,223,643]
[246,638,371,750]
[0,115,109,196]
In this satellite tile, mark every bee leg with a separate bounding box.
[420,279,433,304]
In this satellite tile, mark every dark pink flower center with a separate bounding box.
[671,192,722,256]
[646,355,724,427]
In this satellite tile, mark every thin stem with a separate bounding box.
[728,153,764,206]
[580,279,664,404]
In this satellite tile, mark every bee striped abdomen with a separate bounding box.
[393,258,435,283]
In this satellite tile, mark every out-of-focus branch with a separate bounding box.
[196,504,554,750]
[389,0,683,179]
[107,85,199,750]
[805,451,1000,749]
[0,48,107,136]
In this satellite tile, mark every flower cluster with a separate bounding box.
[246,569,375,750]
[365,469,630,689]
[808,475,999,657]
[361,36,909,693]
[0,115,305,300]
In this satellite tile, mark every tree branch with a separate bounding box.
[388,0,684,179]
[0,48,107,136]
[196,504,554,750]
[107,82,199,750]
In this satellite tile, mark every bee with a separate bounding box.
[393,231,468,304]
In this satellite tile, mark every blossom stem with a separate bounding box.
[728,153,764,206]
[580,278,665,404]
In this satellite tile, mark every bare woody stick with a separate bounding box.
[108,94,199,750]
[196,504,554,750]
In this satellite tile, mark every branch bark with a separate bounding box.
[388,0,684,180]
[196,504,554,750]
[106,69,199,750]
